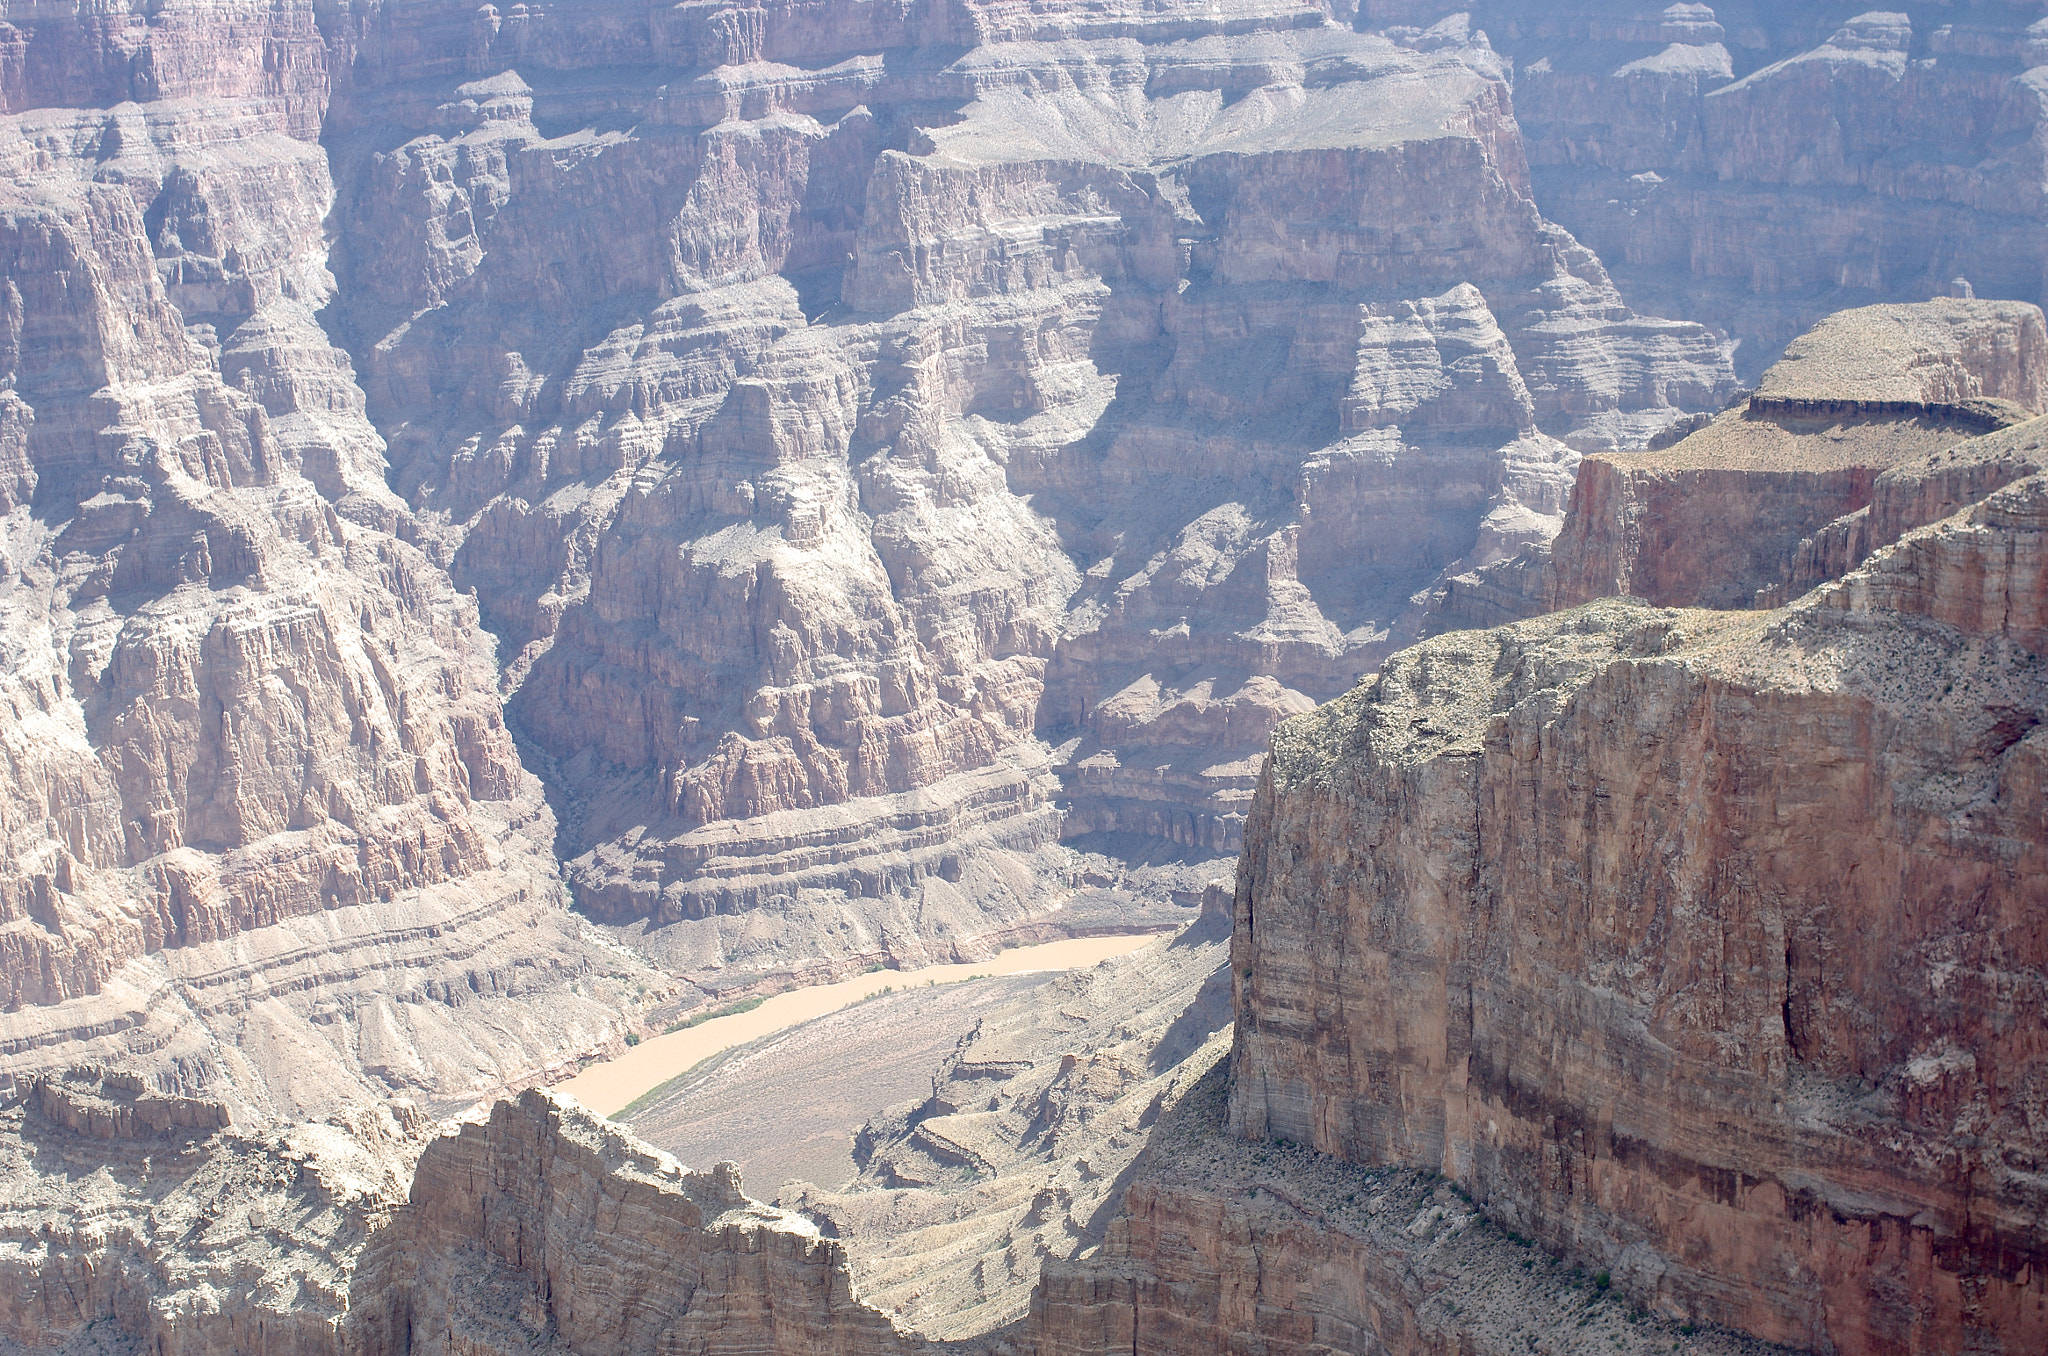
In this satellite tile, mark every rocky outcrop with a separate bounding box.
[1767,406,2048,607]
[39,0,2048,1036]
[1433,299,2048,626]
[1228,475,2048,1353]
[0,1066,419,1356]
[348,1089,923,1356]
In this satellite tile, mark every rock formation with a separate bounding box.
[1434,299,2048,627]
[349,1089,922,1356]
[0,1,658,1120]
[321,0,1734,944]
[1428,2,2048,378]
[1228,477,2048,1352]
[332,915,1785,1356]
[785,900,1233,1339]
[1028,1060,1789,1356]
[0,1064,419,1356]
[0,0,1764,1044]
[1,1,2047,1352]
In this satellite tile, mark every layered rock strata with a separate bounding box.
[1394,2,2048,378]
[0,2,658,1117]
[6,0,2048,1056]
[1229,478,2048,1352]
[1434,299,2048,627]
[349,1088,923,1356]
[1029,1060,1787,1356]
[0,1065,419,1356]
[320,2,1732,922]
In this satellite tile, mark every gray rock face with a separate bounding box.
[325,6,1733,957]
[1429,2,2048,378]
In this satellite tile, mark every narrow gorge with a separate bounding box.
[0,2,2042,1354]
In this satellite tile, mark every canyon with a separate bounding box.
[0,0,2043,1354]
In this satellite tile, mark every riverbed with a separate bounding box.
[555,932,1170,1117]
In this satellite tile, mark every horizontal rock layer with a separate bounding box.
[1229,475,2048,1353]
[349,1088,923,1356]
[1433,300,2048,627]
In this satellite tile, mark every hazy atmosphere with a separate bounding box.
[0,3,2043,1353]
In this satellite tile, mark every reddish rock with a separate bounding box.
[1231,477,2048,1354]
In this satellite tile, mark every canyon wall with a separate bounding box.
[0,0,1756,1045]
[1228,474,2048,1352]
[0,5,2046,1351]
[12,0,2047,1088]
[1393,2,2048,379]
[348,1089,923,1356]
[0,0,655,1121]
[1434,298,2048,627]
[316,3,1732,948]
[0,1064,418,1356]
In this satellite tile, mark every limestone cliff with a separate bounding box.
[1229,476,2048,1352]
[0,0,657,1119]
[14,0,2048,1037]
[1433,299,2048,628]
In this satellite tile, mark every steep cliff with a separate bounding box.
[1395,2,2048,378]
[1229,475,2048,1352]
[19,0,2048,1055]
[1433,299,2048,627]
[0,0,657,1121]
[314,1,1732,951]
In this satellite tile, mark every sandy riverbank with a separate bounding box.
[555,932,1171,1117]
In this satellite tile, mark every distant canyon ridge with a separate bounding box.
[2,0,2045,1121]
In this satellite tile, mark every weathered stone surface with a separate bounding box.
[0,5,658,1119]
[1,5,2047,1352]
[1230,479,2048,1352]
[317,6,1731,923]
[1433,300,2048,626]
[1418,3,2048,377]
[0,1065,420,1356]
[349,1089,924,1356]
[1028,1060,1788,1356]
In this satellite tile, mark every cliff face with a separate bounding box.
[1028,1060,1789,1356]
[1434,299,2048,627]
[322,8,1734,943]
[349,1089,922,1356]
[0,3,656,1120]
[11,0,2047,1074]
[1228,476,2048,1352]
[1427,2,2048,378]
[0,0,1749,1031]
